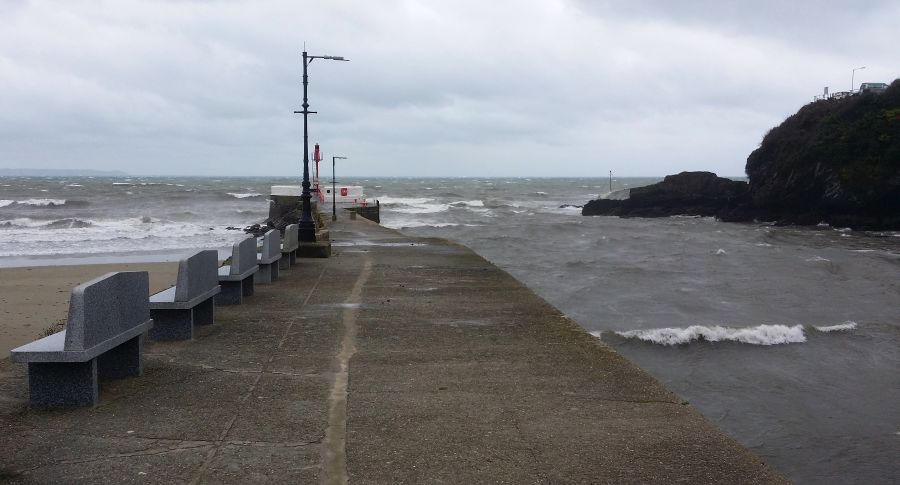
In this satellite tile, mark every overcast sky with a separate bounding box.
[0,0,897,177]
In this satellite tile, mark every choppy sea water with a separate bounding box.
[0,176,275,263]
[1,176,898,483]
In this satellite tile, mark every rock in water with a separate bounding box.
[582,171,749,219]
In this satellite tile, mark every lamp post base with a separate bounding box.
[298,221,317,242]
[297,240,332,258]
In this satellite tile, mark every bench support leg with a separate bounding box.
[271,261,280,281]
[149,309,193,341]
[216,281,243,305]
[28,360,99,408]
[194,297,216,326]
[290,251,297,266]
[242,275,255,297]
[254,263,273,285]
[98,335,144,379]
[279,254,291,270]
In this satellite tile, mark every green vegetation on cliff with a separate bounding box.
[585,79,899,229]
[746,79,900,225]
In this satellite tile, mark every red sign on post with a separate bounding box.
[340,187,348,197]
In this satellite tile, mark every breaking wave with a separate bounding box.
[813,321,858,333]
[610,324,807,345]
[378,196,434,206]
[378,196,449,214]
[7,198,68,207]
[42,218,94,229]
[596,321,861,346]
[397,222,462,228]
[1,217,95,229]
[449,200,484,207]
[227,192,264,199]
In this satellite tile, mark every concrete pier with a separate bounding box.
[0,218,785,483]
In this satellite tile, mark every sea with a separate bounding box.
[1,176,898,483]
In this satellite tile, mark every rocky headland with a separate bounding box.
[583,79,900,230]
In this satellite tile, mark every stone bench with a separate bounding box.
[216,237,259,305]
[148,250,221,341]
[254,229,281,284]
[280,223,299,270]
[10,272,153,408]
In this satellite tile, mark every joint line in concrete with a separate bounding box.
[322,256,372,485]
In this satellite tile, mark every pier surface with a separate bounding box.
[0,218,785,483]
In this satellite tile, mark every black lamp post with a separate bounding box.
[332,156,347,221]
[293,50,348,241]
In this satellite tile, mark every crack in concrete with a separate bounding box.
[322,256,372,485]
[189,266,328,485]
[10,435,326,476]
[15,442,213,475]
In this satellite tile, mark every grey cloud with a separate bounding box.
[0,0,897,177]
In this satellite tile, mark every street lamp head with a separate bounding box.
[313,55,349,61]
[334,156,348,160]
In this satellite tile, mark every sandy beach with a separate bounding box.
[0,262,178,356]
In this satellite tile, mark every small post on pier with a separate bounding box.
[609,171,613,193]
[332,155,347,221]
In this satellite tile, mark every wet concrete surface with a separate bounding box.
[0,217,786,483]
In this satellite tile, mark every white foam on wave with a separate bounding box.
[1,217,57,228]
[806,255,830,262]
[397,221,461,228]
[66,184,83,187]
[0,200,13,208]
[379,196,450,214]
[0,217,38,227]
[0,216,249,257]
[613,324,807,346]
[814,321,857,332]
[227,192,263,199]
[450,200,484,207]
[16,198,67,206]
[392,204,450,214]
[378,196,433,205]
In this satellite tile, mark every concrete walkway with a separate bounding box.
[0,218,786,483]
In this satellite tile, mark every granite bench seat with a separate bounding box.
[279,223,299,270]
[216,237,259,305]
[254,229,282,284]
[10,271,153,408]
[148,250,221,341]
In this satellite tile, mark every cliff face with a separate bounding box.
[583,79,900,229]
[745,79,900,227]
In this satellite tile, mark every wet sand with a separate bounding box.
[0,262,178,356]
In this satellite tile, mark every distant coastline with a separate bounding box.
[0,168,129,177]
